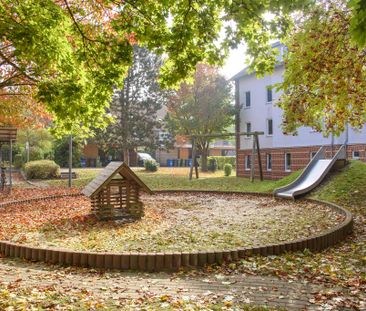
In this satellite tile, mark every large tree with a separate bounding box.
[278,1,366,136]
[0,0,311,133]
[166,64,234,172]
[97,46,169,164]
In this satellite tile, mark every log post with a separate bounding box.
[189,136,196,180]
[255,132,263,181]
[250,135,256,182]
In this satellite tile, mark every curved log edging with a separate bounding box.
[0,191,353,272]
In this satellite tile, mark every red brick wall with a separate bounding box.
[209,149,222,156]
[83,143,99,159]
[237,144,366,180]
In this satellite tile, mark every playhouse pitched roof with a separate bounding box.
[82,162,153,197]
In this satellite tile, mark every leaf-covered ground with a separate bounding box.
[0,280,283,311]
[0,162,365,309]
[1,193,343,253]
[0,187,80,204]
[197,161,365,310]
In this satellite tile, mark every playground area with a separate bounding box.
[1,192,344,253]
[0,161,364,309]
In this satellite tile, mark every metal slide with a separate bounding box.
[274,145,346,199]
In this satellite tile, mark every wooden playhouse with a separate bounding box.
[82,162,153,220]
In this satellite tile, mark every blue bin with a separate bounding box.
[187,159,192,167]
[167,159,173,167]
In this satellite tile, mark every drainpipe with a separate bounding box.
[345,123,349,160]
[234,79,240,177]
[331,133,334,157]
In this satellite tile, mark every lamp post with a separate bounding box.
[25,141,29,162]
[68,134,72,188]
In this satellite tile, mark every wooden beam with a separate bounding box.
[189,137,196,180]
[194,157,199,179]
[9,139,12,191]
[190,131,264,139]
[255,133,263,181]
[250,135,256,182]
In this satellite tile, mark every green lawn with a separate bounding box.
[47,166,303,193]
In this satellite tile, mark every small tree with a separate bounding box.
[166,64,234,171]
[54,136,82,168]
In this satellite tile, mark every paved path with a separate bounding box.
[0,257,324,310]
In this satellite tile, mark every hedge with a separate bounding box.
[144,159,159,172]
[207,158,218,172]
[24,160,60,179]
[207,156,236,170]
[224,163,233,176]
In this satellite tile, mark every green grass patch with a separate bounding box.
[45,167,302,193]
[311,160,366,211]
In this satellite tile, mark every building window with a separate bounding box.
[285,153,291,171]
[267,119,273,136]
[352,151,360,160]
[245,91,251,107]
[310,151,317,160]
[245,155,251,170]
[266,86,273,103]
[246,122,251,138]
[266,154,272,171]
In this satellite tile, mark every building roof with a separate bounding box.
[230,42,285,81]
[82,162,153,197]
[230,62,284,81]
[0,127,17,143]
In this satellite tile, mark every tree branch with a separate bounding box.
[0,50,38,83]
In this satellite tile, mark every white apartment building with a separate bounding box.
[232,43,366,179]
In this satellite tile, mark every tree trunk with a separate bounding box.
[201,147,208,172]
[123,148,130,166]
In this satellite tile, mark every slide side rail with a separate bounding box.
[273,146,325,196]
[273,145,346,199]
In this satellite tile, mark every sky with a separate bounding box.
[220,44,247,79]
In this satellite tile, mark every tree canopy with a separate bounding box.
[95,46,169,164]
[278,1,366,136]
[349,0,366,46]
[0,0,311,132]
[165,64,234,171]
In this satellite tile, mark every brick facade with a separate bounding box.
[237,144,366,180]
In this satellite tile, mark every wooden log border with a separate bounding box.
[0,190,353,272]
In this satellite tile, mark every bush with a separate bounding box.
[207,157,218,172]
[24,160,60,179]
[144,159,158,172]
[27,147,44,161]
[207,156,236,170]
[14,154,23,169]
[224,163,232,176]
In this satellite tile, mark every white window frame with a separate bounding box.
[267,119,273,136]
[285,153,291,172]
[266,154,272,171]
[245,91,251,108]
[245,122,251,138]
[245,155,251,170]
[266,86,273,104]
[352,151,360,160]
